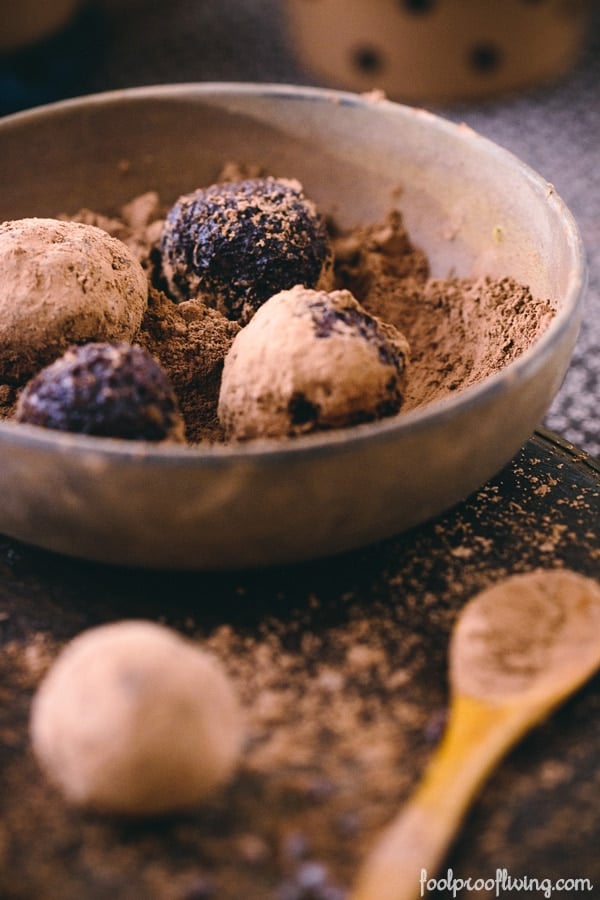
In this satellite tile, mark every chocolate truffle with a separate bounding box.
[0,218,148,382]
[30,621,244,815]
[160,177,334,323]
[16,342,185,442]
[218,286,410,440]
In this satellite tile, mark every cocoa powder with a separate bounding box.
[331,210,556,411]
[139,288,240,444]
[0,186,556,440]
[451,569,600,701]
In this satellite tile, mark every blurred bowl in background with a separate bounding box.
[284,0,591,103]
[0,0,83,53]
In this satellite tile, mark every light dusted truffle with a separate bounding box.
[160,177,333,323]
[218,285,410,440]
[16,342,185,442]
[0,218,148,382]
[30,621,244,815]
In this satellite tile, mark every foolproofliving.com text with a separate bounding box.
[420,868,594,898]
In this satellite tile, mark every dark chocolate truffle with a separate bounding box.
[160,177,334,323]
[16,342,185,442]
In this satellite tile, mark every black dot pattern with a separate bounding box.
[352,45,385,74]
[468,42,503,74]
[401,0,437,14]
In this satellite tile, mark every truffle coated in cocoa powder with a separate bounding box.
[218,286,410,440]
[160,177,334,323]
[0,218,148,383]
[16,342,185,442]
[29,621,244,815]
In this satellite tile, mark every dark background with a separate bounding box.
[1,0,598,456]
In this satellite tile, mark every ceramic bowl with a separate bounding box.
[0,83,585,568]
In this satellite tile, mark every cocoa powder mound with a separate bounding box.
[331,209,556,411]
[137,288,240,443]
[400,276,555,409]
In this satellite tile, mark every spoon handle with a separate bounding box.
[351,694,534,900]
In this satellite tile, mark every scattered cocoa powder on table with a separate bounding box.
[0,433,599,899]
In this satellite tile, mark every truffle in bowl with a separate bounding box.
[0,84,585,568]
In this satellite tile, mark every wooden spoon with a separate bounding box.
[351,568,600,900]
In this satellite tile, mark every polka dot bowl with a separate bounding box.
[285,0,591,103]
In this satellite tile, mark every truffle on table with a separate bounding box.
[30,621,244,815]
[218,285,410,440]
[0,218,148,383]
[16,342,185,443]
[160,177,334,323]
